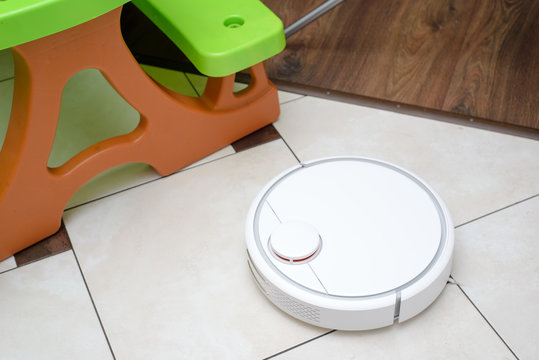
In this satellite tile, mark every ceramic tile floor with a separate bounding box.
[1,49,538,359]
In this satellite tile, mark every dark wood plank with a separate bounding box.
[263,0,476,109]
[231,124,281,152]
[262,0,539,129]
[14,221,72,267]
[443,0,539,128]
[262,0,325,28]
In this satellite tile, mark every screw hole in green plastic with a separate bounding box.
[224,16,245,29]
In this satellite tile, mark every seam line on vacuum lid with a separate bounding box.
[267,200,282,223]
[309,263,329,294]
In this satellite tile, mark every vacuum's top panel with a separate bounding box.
[252,158,447,298]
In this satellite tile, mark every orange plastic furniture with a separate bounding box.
[0,5,284,260]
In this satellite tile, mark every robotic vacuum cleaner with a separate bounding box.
[246,157,454,330]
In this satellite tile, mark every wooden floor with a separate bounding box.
[122,0,539,130]
[262,0,539,130]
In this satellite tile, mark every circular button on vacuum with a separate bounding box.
[269,220,321,263]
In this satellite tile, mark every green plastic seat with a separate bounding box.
[132,0,286,76]
[0,0,285,76]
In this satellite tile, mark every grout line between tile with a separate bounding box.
[0,76,14,83]
[272,81,539,141]
[455,194,539,229]
[14,248,72,269]
[273,127,302,163]
[0,248,74,276]
[279,95,306,106]
[70,248,117,360]
[65,136,293,212]
[263,329,336,359]
[452,277,520,360]
[0,264,19,276]
[64,151,239,212]
[64,177,163,212]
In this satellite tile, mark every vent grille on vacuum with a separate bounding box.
[249,257,320,323]
[266,284,321,323]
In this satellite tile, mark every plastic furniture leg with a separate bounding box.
[0,7,279,260]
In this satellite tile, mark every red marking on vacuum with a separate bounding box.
[275,252,316,263]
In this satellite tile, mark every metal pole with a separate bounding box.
[284,0,345,39]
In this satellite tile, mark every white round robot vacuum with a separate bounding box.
[246,157,454,330]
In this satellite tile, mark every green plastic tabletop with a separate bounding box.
[0,0,285,76]
[0,0,129,50]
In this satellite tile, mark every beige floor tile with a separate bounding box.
[65,140,325,359]
[183,145,235,169]
[66,163,159,209]
[274,97,539,225]
[273,286,516,360]
[0,49,14,81]
[0,251,112,359]
[0,256,16,273]
[452,196,539,359]
[277,91,304,104]
[66,146,234,209]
